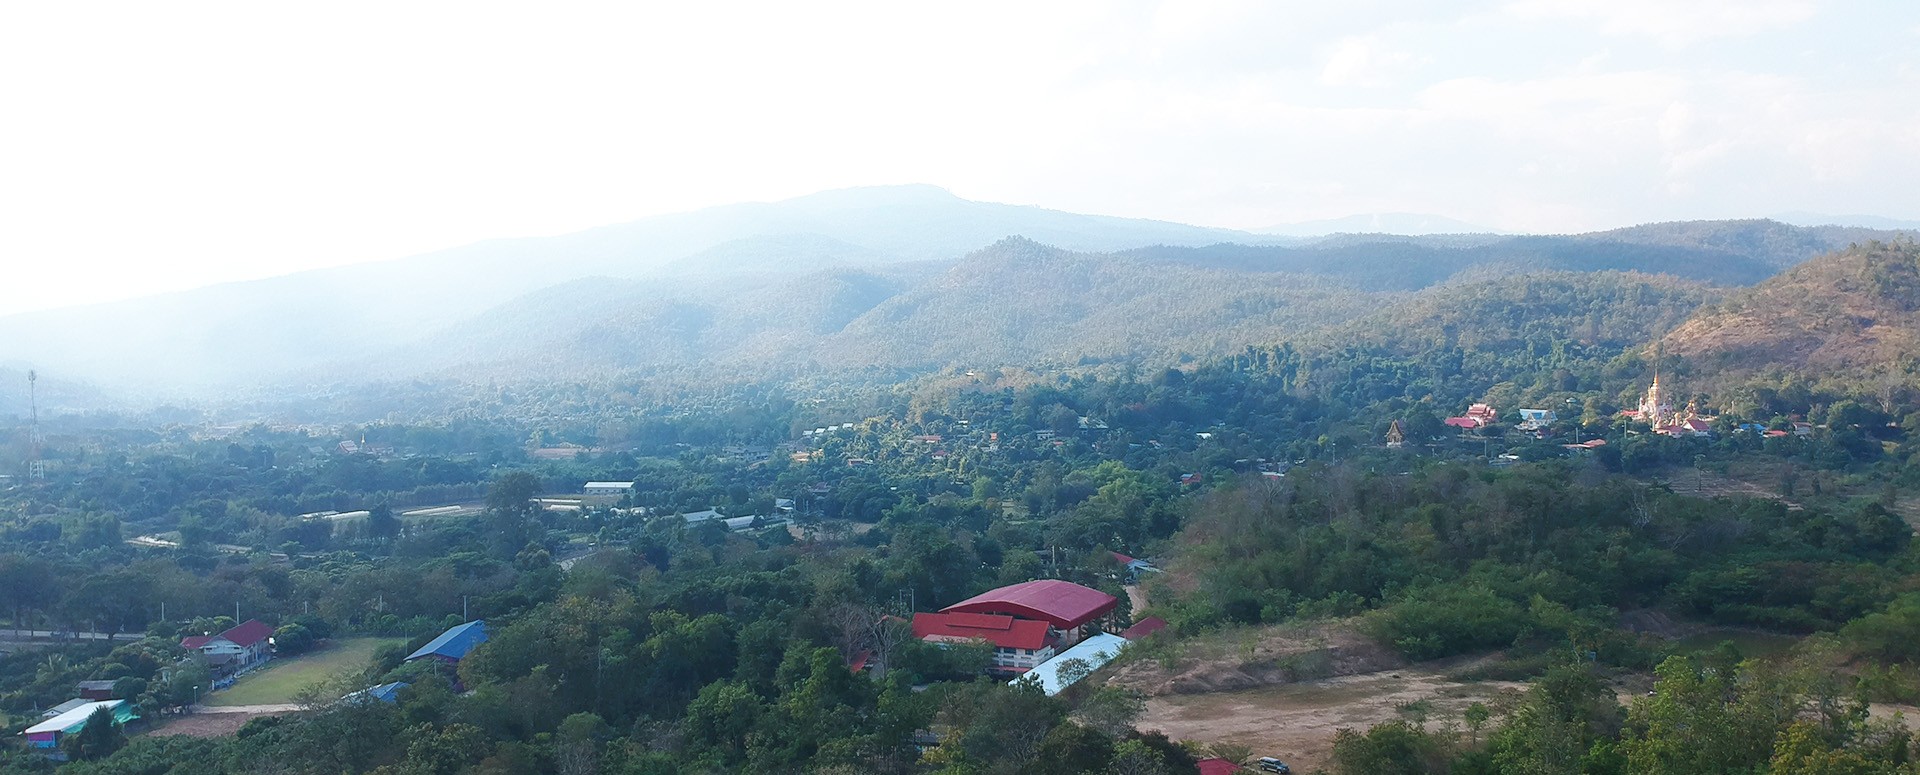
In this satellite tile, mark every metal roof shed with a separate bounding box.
[1011,633,1130,696]
[407,620,488,662]
[941,579,1118,630]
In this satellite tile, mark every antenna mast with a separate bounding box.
[27,370,44,481]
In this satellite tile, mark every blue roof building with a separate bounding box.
[406,620,488,663]
[344,681,410,705]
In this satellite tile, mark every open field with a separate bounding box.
[141,709,293,738]
[205,638,401,706]
[1137,664,1527,772]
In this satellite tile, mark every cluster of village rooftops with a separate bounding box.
[25,561,1170,752]
[1420,369,1815,450]
[18,617,490,752]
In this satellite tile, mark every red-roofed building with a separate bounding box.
[1445,403,1498,430]
[179,619,275,671]
[222,619,273,649]
[943,579,1118,633]
[1196,758,1246,775]
[912,611,1057,673]
[1122,616,1169,640]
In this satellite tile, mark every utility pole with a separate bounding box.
[27,371,44,482]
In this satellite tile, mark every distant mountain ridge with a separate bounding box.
[1773,212,1920,231]
[0,185,1270,391]
[0,183,1910,401]
[1261,212,1493,236]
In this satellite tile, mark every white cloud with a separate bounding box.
[2,0,1919,314]
[1320,36,1424,87]
[1504,0,1820,47]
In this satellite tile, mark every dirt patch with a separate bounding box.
[1107,619,1404,696]
[1659,466,1804,511]
[140,709,297,738]
[1137,666,1525,773]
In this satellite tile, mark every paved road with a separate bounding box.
[0,628,122,642]
[190,703,301,714]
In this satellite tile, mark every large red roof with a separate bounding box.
[941,579,1118,630]
[912,612,1052,650]
[180,635,213,650]
[221,619,274,648]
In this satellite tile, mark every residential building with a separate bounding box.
[1196,758,1249,775]
[1121,616,1169,640]
[180,619,274,671]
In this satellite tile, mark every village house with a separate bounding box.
[180,619,274,673]
[74,681,117,701]
[1517,408,1557,431]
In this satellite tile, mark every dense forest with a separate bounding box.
[6,219,1920,773]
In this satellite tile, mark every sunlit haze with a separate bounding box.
[3,1,1917,315]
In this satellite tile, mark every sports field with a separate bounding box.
[204,637,402,706]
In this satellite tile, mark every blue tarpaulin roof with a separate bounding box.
[406,620,488,661]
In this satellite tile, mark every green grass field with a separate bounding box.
[205,637,402,706]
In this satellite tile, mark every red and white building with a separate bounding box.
[911,579,1119,675]
[180,619,273,671]
[1445,404,1498,430]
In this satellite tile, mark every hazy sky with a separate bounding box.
[4,1,1918,315]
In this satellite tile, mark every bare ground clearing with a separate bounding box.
[1106,619,1404,696]
[140,709,297,738]
[1137,666,1526,773]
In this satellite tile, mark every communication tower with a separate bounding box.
[27,370,44,481]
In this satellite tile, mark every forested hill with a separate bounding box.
[1124,218,1897,289]
[1326,271,1718,356]
[1663,239,1920,400]
[0,199,1908,400]
[356,222,1886,387]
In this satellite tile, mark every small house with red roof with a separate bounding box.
[1654,417,1714,438]
[1122,616,1169,640]
[1196,758,1247,775]
[180,619,274,670]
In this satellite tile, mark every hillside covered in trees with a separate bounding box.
[1663,240,1920,405]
